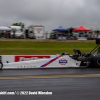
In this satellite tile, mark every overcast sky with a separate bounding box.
[0,0,100,32]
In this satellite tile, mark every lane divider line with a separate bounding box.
[0,74,100,79]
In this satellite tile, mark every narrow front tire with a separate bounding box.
[0,62,3,70]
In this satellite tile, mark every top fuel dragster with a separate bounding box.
[0,39,100,69]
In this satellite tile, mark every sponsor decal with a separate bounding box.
[76,63,78,65]
[36,28,42,33]
[77,37,87,40]
[58,37,67,40]
[17,66,37,68]
[59,58,67,65]
[41,57,61,67]
[15,56,50,62]
[33,66,37,67]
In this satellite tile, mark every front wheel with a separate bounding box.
[0,62,3,70]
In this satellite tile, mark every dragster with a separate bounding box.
[0,39,100,69]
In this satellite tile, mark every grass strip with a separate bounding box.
[0,41,96,55]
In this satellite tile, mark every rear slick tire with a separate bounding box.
[93,55,100,67]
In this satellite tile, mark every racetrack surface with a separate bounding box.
[0,68,100,100]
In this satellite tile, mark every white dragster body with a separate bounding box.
[2,55,81,69]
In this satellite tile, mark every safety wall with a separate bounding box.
[1,55,56,63]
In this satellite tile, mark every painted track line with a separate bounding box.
[0,74,100,79]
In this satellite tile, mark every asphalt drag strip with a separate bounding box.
[0,68,100,100]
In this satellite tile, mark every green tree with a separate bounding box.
[12,22,25,28]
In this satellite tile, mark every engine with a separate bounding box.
[77,56,86,61]
[72,49,87,61]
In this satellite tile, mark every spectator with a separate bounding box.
[53,32,57,39]
[5,31,8,38]
[79,34,81,37]
[1,31,4,38]
[8,31,11,38]
[96,33,99,38]
[50,32,53,39]
[13,31,16,38]
[0,31,2,38]
[89,33,92,40]
[85,33,88,37]
[45,32,48,39]
[73,32,78,40]
[87,33,90,40]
